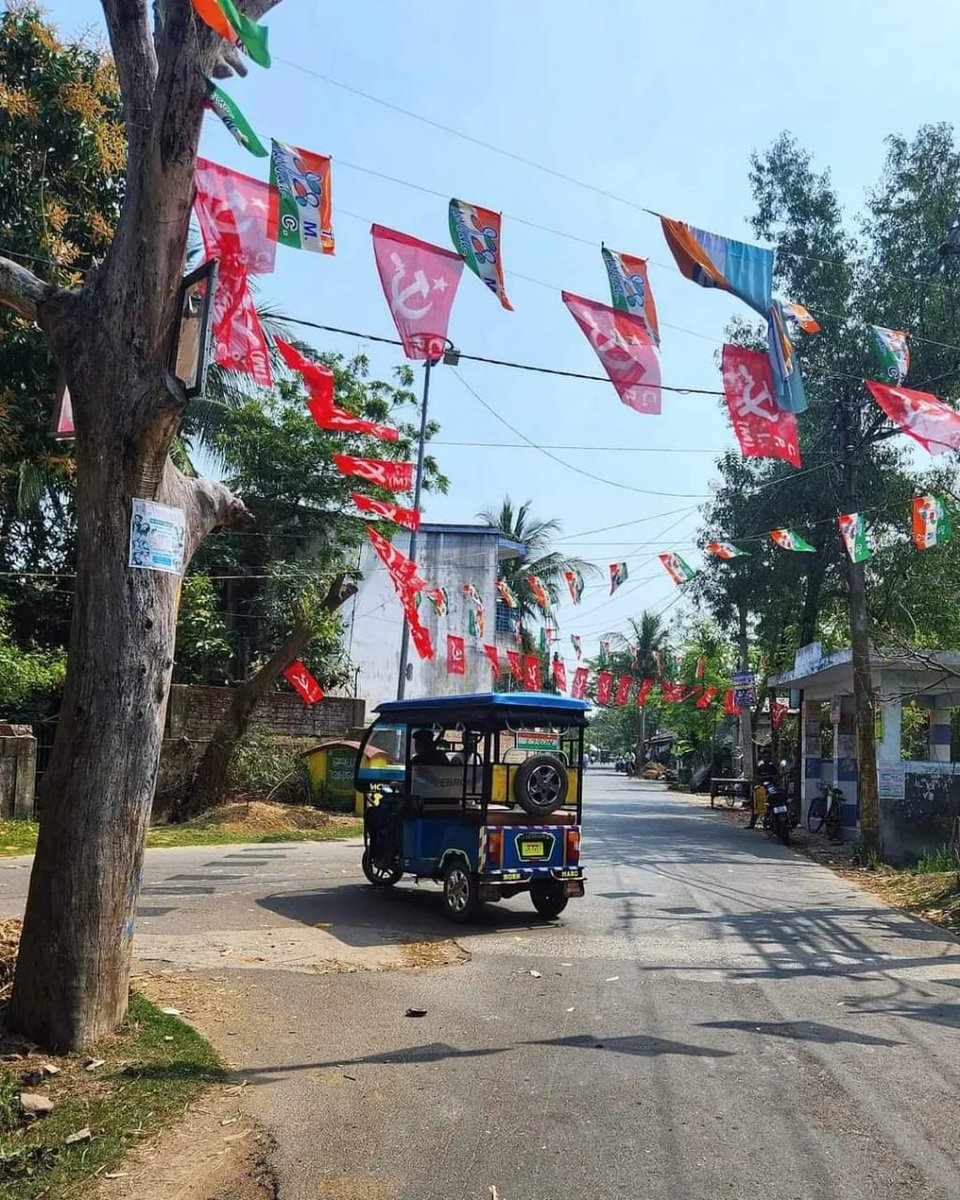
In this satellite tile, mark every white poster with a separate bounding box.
[129,499,185,575]
[878,761,906,800]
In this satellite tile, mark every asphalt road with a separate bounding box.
[4,771,960,1200]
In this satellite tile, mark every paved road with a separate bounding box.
[4,771,960,1199]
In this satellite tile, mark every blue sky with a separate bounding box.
[47,0,960,650]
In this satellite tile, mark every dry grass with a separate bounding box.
[0,921,19,1004]
[146,801,362,848]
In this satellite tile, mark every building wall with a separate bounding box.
[167,685,365,743]
[343,528,508,712]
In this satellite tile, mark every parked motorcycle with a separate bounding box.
[750,760,795,846]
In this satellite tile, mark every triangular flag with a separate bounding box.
[203,78,268,157]
[333,455,413,491]
[449,199,512,311]
[192,0,270,67]
[865,380,960,456]
[601,246,659,344]
[658,553,697,584]
[912,494,953,550]
[483,644,501,677]
[495,578,518,608]
[870,326,910,385]
[282,660,323,705]
[565,568,584,604]
[706,541,750,560]
[770,529,815,552]
[838,513,872,563]
[352,494,420,532]
[563,291,661,415]
[609,562,628,595]
[372,224,464,359]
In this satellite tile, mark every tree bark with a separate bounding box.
[180,576,356,819]
[1,1,273,1050]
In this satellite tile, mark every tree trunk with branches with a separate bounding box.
[0,0,281,1051]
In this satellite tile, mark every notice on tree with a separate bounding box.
[129,500,186,575]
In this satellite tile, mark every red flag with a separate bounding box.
[571,666,589,700]
[212,266,272,386]
[552,658,568,692]
[523,653,542,691]
[526,575,550,609]
[614,675,633,706]
[865,380,960,456]
[334,455,413,492]
[596,671,613,705]
[697,686,718,709]
[372,224,464,359]
[352,493,420,531]
[366,527,423,589]
[447,634,465,675]
[724,689,741,716]
[506,649,522,680]
[400,590,434,661]
[275,337,400,441]
[562,291,661,415]
[195,158,276,274]
[771,699,788,729]
[636,678,653,707]
[483,644,501,677]
[283,660,323,704]
[721,345,801,468]
[275,335,334,404]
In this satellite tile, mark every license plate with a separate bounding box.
[558,869,580,879]
[772,805,787,814]
[519,839,545,859]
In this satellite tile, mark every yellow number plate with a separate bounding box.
[519,840,544,859]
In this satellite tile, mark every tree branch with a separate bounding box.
[161,460,253,566]
[0,255,56,322]
[101,0,158,163]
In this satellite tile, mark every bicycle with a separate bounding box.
[806,784,844,838]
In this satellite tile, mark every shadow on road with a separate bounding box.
[699,1019,901,1046]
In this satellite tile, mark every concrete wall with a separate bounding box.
[0,723,37,819]
[343,528,509,712]
[166,685,365,743]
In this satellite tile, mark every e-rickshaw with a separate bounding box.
[353,692,588,923]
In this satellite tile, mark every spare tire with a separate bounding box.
[513,754,569,817]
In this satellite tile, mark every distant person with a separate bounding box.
[410,728,449,766]
[755,749,778,785]
[451,731,483,794]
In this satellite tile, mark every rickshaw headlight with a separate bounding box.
[565,828,580,865]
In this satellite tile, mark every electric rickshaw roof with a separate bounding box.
[373,691,589,730]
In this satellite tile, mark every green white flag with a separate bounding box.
[770,528,816,553]
[203,78,267,157]
[838,512,872,563]
[912,494,953,550]
[191,0,270,68]
[268,141,335,254]
[705,541,750,560]
[870,325,909,385]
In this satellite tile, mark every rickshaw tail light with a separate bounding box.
[487,828,503,866]
[565,828,581,865]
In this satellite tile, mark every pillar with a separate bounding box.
[930,704,952,764]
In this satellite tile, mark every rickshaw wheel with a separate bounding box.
[362,847,403,888]
[442,860,480,923]
[513,754,569,817]
[530,880,568,919]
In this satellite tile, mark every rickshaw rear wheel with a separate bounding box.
[530,880,568,919]
[362,847,403,887]
[442,860,480,923]
[514,754,569,817]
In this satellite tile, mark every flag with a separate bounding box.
[191,0,270,67]
[571,634,582,660]
[695,656,706,680]
[564,568,584,604]
[615,675,633,706]
[366,527,424,590]
[401,591,435,661]
[462,583,485,638]
[658,553,697,584]
[447,634,466,675]
[601,246,660,344]
[609,562,628,595]
[506,649,522,680]
[724,689,741,716]
[770,698,788,729]
[660,216,773,317]
[912,494,953,550]
[448,198,512,311]
[372,224,464,359]
[275,337,400,440]
[636,678,653,707]
[283,660,323,704]
[871,326,910,385]
[770,529,815,552]
[571,667,589,700]
[425,587,448,617]
[780,300,821,335]
[203,79,267,157]
[268,141,334,254]
[552,658,568,692]
[562,291,661,415]
[767,300,807,414]
[838,512,872,563]
[865,380,960,456]
[596,671,613,705]
[527,575,550,609]
[495,578,518,608]
[195,158,275,275]
[660,681,682,703]
[351,493,420,532]
[333,455,413,492]
[523,653,541,691]
[483,644,501,677]
[697,687,718,709]
[706,541,750,560]
[721,344,801,467]
[210,266,272,386]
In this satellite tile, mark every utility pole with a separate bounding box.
[396,356,435,700]
[838,384,881,855]
[737,602,753,781]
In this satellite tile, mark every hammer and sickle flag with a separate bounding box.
[372,225,464,360]
[563,291,661,415]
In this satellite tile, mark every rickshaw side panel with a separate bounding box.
[401,817,480,877]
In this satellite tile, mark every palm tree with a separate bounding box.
[478,496,599,648]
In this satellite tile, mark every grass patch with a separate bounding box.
[861,869,960,933]
[145,819,362,848]
[0,993,225,1200]
[0,822,37,857]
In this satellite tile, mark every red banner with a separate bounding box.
[770,699,788,729]
[211,266,272,386]
[596,671,613,705]
[351,493,419,531]
[614,675,633,706]
[562,291,661,415]
[506,649,522,681]
[865,380,960,456]
[552,658,567,693]
[724,689,741,716]
[283,660,323,705]
[334,455,413,492]
[697,686,718,709]
[372,224,464,359]
[523,653,542,691]
[636,678,653,707]
[721,344,801,468]
[571,667,589,700]
[366,527,423,588]
[400,590,434,661]
[275,337,399,441]
[195,157,276,275]
[483,644,501,677]
[447,634,465,675]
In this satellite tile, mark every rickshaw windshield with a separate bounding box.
[355,722,408,786]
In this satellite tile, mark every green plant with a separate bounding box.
[0,1072,18,1137]
[914,844,960,873]
[225,735,313,803]
[0,600,65,716]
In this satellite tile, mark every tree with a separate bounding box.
[0,0,282,1050]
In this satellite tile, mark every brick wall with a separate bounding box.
[166,685,365,744]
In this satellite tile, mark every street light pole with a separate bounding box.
[396,355,435,700]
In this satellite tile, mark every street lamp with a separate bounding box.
[169,259,219,399]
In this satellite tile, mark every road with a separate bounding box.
[4,771,960,1199]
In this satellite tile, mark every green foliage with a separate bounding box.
[225,735,313,803]
[914,844,960,873]
[173,575,232,685]
[0,1072,18,1137]
[0,601,65,716]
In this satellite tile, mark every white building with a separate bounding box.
[342,523,525,712]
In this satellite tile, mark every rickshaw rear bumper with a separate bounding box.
[477,869,585,902]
